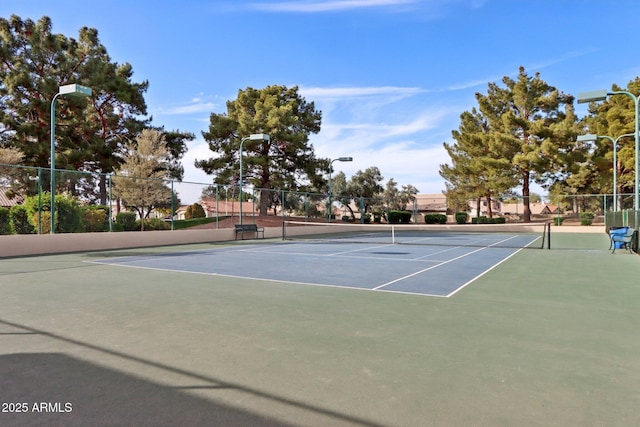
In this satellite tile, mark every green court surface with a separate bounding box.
[1,232,639,426]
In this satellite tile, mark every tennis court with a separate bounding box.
[89,227,545,297]
[2,229,640,426]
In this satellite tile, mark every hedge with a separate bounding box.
[455,212,468,224]
[387,210,412,224]
[424,213,447,224]
[471,216,506,224]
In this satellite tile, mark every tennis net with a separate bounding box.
[282,221,551,249]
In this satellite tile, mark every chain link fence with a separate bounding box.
[2,163,639,234]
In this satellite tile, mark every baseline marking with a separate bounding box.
[373,235,520,290]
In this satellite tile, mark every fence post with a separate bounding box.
[170,179,175,231]
[216,184,219,229]
[37,167,42,234]
[108,173,113,232]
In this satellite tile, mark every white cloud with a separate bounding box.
[173,138,215,204]
[298,82,456,193]
[157,101,217,116]
[250,0,420,13]
[300,85,425,99]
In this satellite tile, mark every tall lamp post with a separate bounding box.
[577,133,633,211]
[239,133,270,225]
[50,84,92,234]
[327,157,353,221]
[577,90,639,223]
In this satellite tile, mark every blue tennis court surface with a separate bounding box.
[89,232,540,297]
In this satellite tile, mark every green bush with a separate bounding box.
[81,206,109,232]
[56,195,83,233]
[116,212,138,231]
[387,210,412,224]
[10,205,34,234]
[424,214,447,224]
[580,212,595,226]
[0,207,12,234]
[35,211,51,234]
[554,217,564,226]
[185,203,206,219]
[471,216,506,224]
[24,192,83,233]
[140,218,170,230]
[455,212,468,224]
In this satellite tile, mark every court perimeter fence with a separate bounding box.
[0,163,638,235]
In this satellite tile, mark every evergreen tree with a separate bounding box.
[581,78,640,209]
[0,15,189,205]
[440,107,516,218]
[475,67,576,222]
[196,85,326,216]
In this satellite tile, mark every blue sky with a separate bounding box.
[3,0,640,203]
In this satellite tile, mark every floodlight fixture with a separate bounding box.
[576,89,608,104]
[50,84,92,234]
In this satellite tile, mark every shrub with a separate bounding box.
[554,217,564,226]
[471,216,506,224]
[10,205,34,234]
[387,210,412,224]
[0,207,12,234]
[455,212,468,224]
[35,211,51,234]
[116,212,138,231]
[24,192,83,233]
[424,214,447,224]
[81,206,109,232]
[55,195,84,233]
[185,203,206,219]
[140,218,170,230]
[580,212,595,226]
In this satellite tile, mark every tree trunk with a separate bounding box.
[259,187,270,216]
[99,174,108,205]
[522,171,531,222]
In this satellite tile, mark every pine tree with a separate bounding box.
[196,85,326,216]
[475,67,576,222]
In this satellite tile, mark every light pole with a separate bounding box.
[577,89,639,220]
[577,133,633,211]
[239,133,270,225]
[327,157,353,221]
[50,84,92,234]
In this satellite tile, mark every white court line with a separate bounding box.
[373,235,521,290]
[446,247,524,297]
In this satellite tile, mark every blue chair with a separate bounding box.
[611,228,636,254]
[609,227,630,250]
